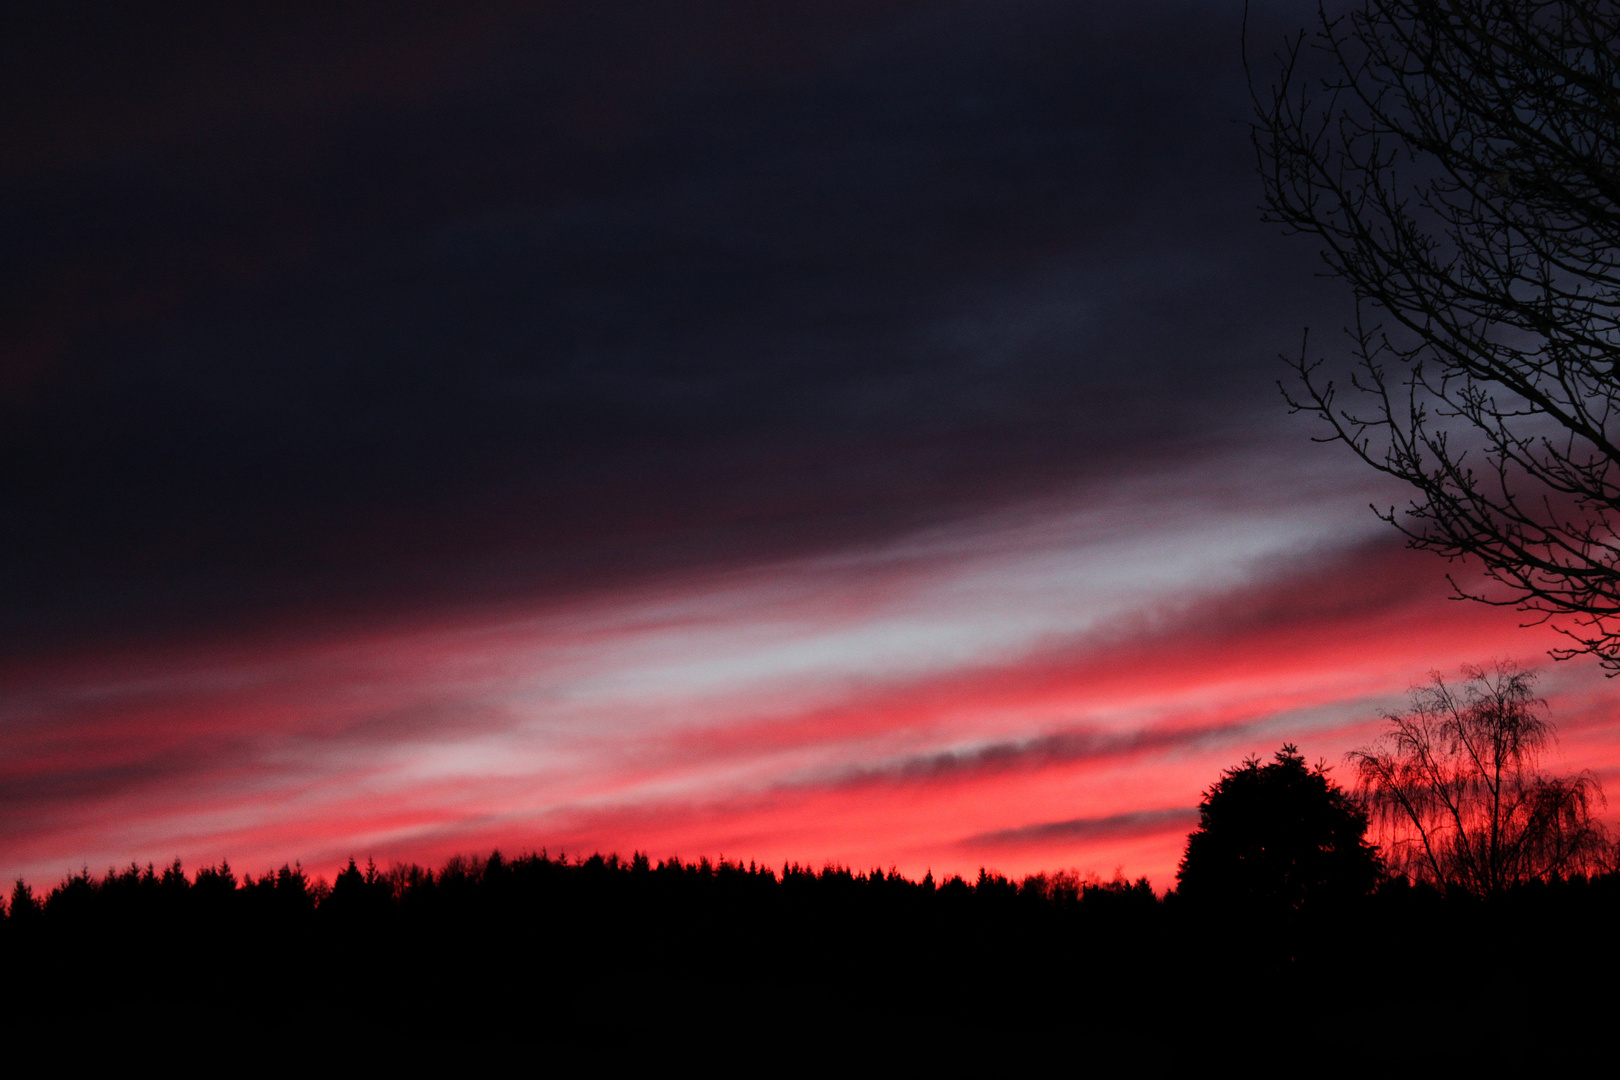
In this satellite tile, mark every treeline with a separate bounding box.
[2,851,1167,1045]
[4,850,1617,1048]
[3,850,1159,926]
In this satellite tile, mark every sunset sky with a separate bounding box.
[5,1,1618,891]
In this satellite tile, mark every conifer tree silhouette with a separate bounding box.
[1177,745,1381,910]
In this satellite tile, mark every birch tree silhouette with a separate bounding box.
[1351,662,1611,893]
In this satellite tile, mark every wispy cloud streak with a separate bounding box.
[965,807,1198,848]
[8,453,1614,888]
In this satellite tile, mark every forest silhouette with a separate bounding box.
[5,830,1617,1048]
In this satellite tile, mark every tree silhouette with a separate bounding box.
[1177,745,1381,910]
[1351,662,1611,895]
[7,880,39,922]
[3,842,1618,1047]
[1253,1,1620,667]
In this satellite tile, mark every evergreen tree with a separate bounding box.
[1177,745,1381,909]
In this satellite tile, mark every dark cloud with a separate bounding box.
[0,1,1335,656]
[963,806,1197,848]
[0,722,261,843]
[828,717,1273,789]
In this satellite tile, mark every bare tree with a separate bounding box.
[1351,662,1609,893]
[1253,1,1620,666]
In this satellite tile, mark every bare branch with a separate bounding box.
[1257,1,1620,668]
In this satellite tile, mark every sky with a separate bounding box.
[4,0,1618,890]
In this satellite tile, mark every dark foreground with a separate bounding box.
[5,852,1617,1057]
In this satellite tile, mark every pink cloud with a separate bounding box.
[6,468,1617,891]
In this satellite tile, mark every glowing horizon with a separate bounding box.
[8,452,1614,891]
[6,4,1619,901]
